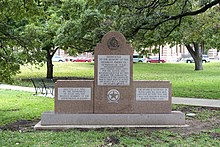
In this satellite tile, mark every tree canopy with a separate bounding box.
[0,0,219,82]
[0,0,44,82]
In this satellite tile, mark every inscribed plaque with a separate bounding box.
[98,55,130,86]
[58,88,91,100]
[136,88,169,101]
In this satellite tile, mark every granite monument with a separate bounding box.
[35,31,185,129]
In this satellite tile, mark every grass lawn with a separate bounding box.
[2,127,219,146]
[15,62,220,99]
[0,90,53,126]
[1,89,219,146]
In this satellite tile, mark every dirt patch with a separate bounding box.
[169,106,220,136]
[170,118,220,136]
[0,108,20,112]
[1,119,40,132]
[102,136,120,146]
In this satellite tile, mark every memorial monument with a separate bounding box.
[35,31,185,129]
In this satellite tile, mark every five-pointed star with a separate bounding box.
[109,91,118,100]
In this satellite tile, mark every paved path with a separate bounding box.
[0,84,35,92]
[172,97,220,108]
[0,84,220,108]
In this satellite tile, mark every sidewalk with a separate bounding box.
[172,97,220,108]
[0,84,220,108]
[0,84,35,92]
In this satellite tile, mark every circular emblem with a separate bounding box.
[107,37,120,50]
[107,89,120,103]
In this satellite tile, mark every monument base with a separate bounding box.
[34,111,186,130]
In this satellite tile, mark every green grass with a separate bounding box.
[15,62,220,99]
[2,125,220,146]
[1,62,220,146]
[0,90,53,126]
[16,62,94,79]
[0,90,219,146]
[133,62,220,99]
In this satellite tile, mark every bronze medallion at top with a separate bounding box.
[107,37,120,50]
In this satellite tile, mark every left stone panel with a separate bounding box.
[55,80,94,114]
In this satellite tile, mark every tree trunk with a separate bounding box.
[194,55,203,70]
[185,43,203,70]
[43,46,59,79]
[46,50,53,79]
[158,46,161,63]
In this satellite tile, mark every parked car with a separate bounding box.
[52,56,65,62]
[64,57,75,62]
[146,57,166,63]
[185,55,210,63]
[72,57,92,62]
[133,54,145,63]
[202,54,210,63]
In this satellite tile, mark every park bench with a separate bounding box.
[42,78,54,96]
[30,78,54,96]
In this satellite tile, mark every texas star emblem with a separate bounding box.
[107,89,120,103]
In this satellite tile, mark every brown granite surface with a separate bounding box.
[132,81,172,114]
[55,80,93,114]
[94,31,133,113]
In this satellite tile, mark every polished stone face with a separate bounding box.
[94,31,134,113]
[55,80,94,114]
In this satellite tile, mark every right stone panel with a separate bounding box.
[132,80,172,114]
